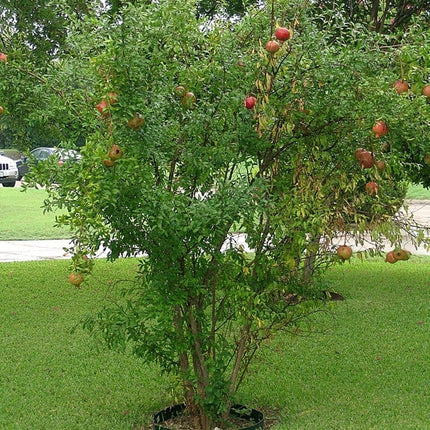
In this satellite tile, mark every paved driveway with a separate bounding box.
[405,200,430,227]
[0,240,110,262]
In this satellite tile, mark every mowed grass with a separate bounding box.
[247,256,430,429]
[0,258,169,430]
[0,257,429,429]
[0,187,70,240]
[406,184,430,200]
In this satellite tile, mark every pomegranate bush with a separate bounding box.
[3,0,429,428]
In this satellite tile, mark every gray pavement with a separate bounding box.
[403,199,430,227]
[0,239,71,262]
[0,200,429,262]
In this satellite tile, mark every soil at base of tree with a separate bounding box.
[149,406,279,430]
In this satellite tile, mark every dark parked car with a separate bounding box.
[17,147,82,179]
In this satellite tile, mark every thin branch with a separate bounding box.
[17,67,65,98]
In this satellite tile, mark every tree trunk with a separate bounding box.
[189,302,212,429]
[369,0,380,31]
[173,305,210,429]
[302,234,322,285]
[185,397,211,430]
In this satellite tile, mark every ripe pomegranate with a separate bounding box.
[359,151,374,169]
[372,121,388,138]
[244,96,257,109]
[96,99,108,114]
[108,144,123,161]
[422,85,430,98]
[69,272,84,287]
[354,148,367,160]
[337,245,352,261]
[391,80,408,94]
[385,251,397,264]
[275,27,291,41]
[365,181,379,196]
[376,160,386,171]
[265,40,280,53]
[0,52,7,62]
[0,106,3,115]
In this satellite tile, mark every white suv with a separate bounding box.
[0,153,19,187]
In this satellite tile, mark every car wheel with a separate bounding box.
[2,182,16,187]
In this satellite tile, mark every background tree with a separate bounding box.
[315,0,430,33]
[0,0,92,57]
[0,0,97,149]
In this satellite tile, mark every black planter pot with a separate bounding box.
[153,403,264,430]
[153,404,186,430]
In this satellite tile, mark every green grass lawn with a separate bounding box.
[0,187,70,240]
[0,257,429,429]
[0,259,168,429]
[406,184,430,200]
[249,257,430,429]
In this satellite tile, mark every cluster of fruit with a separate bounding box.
[265,27,291,53]
[96,92,144,127]
[174,85,197,109]
[337,244,412,264]
[392,78,430,98]
[244,27,291,110]
[343,77,430,262]
[352,118,390,198]
[95,91,146,169]
[385,248,411,263]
